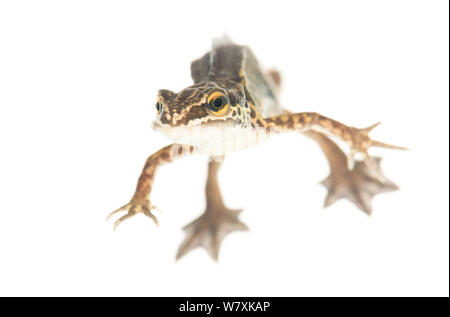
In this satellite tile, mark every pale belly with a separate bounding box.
[153,123,272,156]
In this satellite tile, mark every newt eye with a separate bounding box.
[207,92,229,116]
[155,102,163,113]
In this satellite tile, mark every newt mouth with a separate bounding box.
[153,117,236,129]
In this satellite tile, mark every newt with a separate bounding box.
[108,37,406,260]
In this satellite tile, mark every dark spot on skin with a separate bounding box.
[158,89,175,100]
[331,119,339,129]
[250,109,256,118]
[232,75,243,83]
[172,104,209,126]
[159,115,171,125]
[160,152,169,160]
[257,119,264,126]
[232,111,236,116]
[228,94,237,106]
[177,89,196,101]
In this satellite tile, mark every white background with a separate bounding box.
[0,0,448,296]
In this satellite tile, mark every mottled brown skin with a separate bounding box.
[108,38,405,260]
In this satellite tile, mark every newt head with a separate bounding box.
[152,81,247,128]
[151,81,262,155]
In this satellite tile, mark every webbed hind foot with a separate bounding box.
[176,208,248,261]
[176,159,248,261]
[177,209,248,261]
[321,157,398,214]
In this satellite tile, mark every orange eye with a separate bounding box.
[207,92,229,116]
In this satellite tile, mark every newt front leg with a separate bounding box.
[264,112,407,181]
[107,144,193,230]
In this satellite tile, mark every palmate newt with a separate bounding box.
[108,37,405,260]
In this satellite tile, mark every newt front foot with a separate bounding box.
[107,197,159,231]
[321,157,398,215]
[176,208,248,261]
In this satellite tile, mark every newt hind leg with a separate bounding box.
[270,68,402,213]
[176,159,248,261]
[307,131,398,214]
[269,70,400,213]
